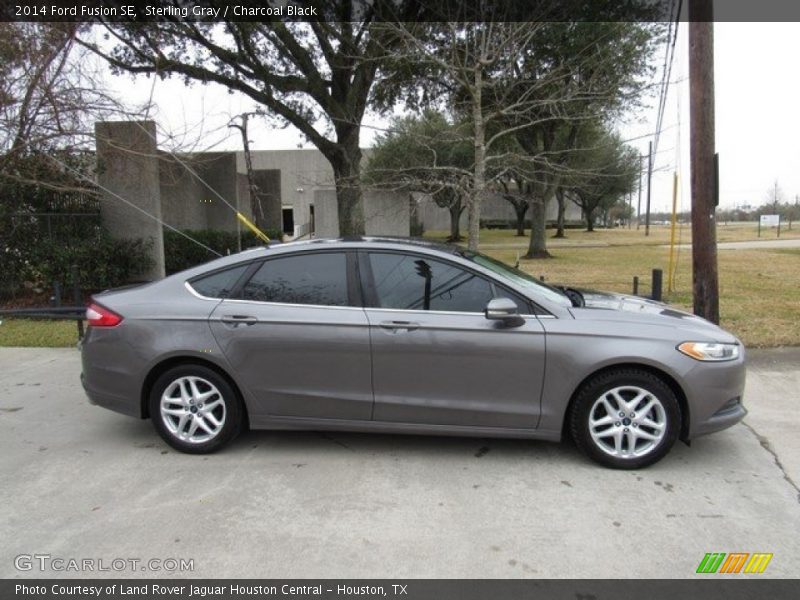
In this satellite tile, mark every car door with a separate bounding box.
[360,250,546,429]
[208,250,373,421]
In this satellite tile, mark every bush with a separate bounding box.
[163,228,284,274]
[1,225,153,298]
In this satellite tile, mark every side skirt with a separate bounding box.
[248,414,562,443]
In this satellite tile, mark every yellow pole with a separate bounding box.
[667,171,679,293]
[236,211,271,244]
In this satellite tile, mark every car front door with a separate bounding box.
[208,251,373,422]
[360,250,546,429]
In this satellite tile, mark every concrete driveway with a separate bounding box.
[1,347,798,578]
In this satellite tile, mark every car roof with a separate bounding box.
[241,236,461,256]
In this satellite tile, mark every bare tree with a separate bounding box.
[379,22,548,251]
[228,112,281,232]
[0,22,133,188]
[764,180,785,213]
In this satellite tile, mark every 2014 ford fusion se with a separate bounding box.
[80,238,746,468]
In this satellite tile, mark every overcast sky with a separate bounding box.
[100,22,800,215]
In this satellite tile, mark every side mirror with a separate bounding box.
[484,297,524,327]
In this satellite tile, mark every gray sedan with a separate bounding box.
[81,238,746,468]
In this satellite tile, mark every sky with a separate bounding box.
[98,22,800,215]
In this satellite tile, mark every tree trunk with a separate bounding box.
[330,140,365,237]
[586,211,595,232]
[514,201,528,236]
[468,67,485,252]
[448,203,464,242]
[525,197,552,259]
[553,188,567,238]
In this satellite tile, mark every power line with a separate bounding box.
[653,0,682,159]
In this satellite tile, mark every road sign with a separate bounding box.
[760,214,780,227]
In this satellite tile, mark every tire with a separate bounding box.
[149,364,244,454]
[569,368,681,469]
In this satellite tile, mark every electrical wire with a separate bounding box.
[653,0,682,160]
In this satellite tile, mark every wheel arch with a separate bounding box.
[140,356,249,428]
[561,362,690,442]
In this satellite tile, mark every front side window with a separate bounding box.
[464,251,572,308]
[241,253,349,306]
[368,252,495,313]
[189,264,249,299]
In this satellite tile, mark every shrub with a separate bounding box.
[1,225,153,298]
[163,228,284,274]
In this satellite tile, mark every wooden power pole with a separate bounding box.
[689,0,720,324]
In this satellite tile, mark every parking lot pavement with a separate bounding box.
[1,347,798,579]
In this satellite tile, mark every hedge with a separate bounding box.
[163,228,284,274]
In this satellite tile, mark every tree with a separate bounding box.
[1,22,127,187]
[564,129,639,232]
[764,180,785,213]
[377,22,549,251]
[228,111,281,233]
[80,3,421,236]
[365,111,472,242]
[379,17,660,254]
[502,21,661,257]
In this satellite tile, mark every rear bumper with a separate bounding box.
[80,371,141,418]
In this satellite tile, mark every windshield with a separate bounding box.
[460,250,573,308]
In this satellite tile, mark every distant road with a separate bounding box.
[668,239,800,250]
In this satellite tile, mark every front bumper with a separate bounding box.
[683,349,748,439]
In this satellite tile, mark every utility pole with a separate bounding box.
[645,141,653,236]
[628,192,633,229]
[636,153,643,230]
[689,0,720,324]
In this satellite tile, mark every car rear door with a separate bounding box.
[360,250,546,429]
[208,250,373,422]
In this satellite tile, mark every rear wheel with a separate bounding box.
[569,368,681,469]
[149,364,244,454]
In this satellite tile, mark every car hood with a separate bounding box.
[568,288,738,342]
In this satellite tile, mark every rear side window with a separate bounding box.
[241,253,349,306]
[189,264,249,299]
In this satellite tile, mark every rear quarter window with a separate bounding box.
[188,264,249,299]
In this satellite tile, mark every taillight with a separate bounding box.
[86,303,123,327]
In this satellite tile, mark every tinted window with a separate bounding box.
[368,253,495,313]
[465,251,571,308]
[242,253,348,306]
[189,264,248,299]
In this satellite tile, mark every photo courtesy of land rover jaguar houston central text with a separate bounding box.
[80,238,746,469]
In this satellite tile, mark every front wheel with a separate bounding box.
[569,368,681,469]
[149,364,244,454]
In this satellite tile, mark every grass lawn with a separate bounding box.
[0,319,82,348]
[428,221,800,248]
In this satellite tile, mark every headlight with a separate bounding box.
[678,342,740,362]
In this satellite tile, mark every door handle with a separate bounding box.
[220,315,258,326]
[378,320,420,333]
